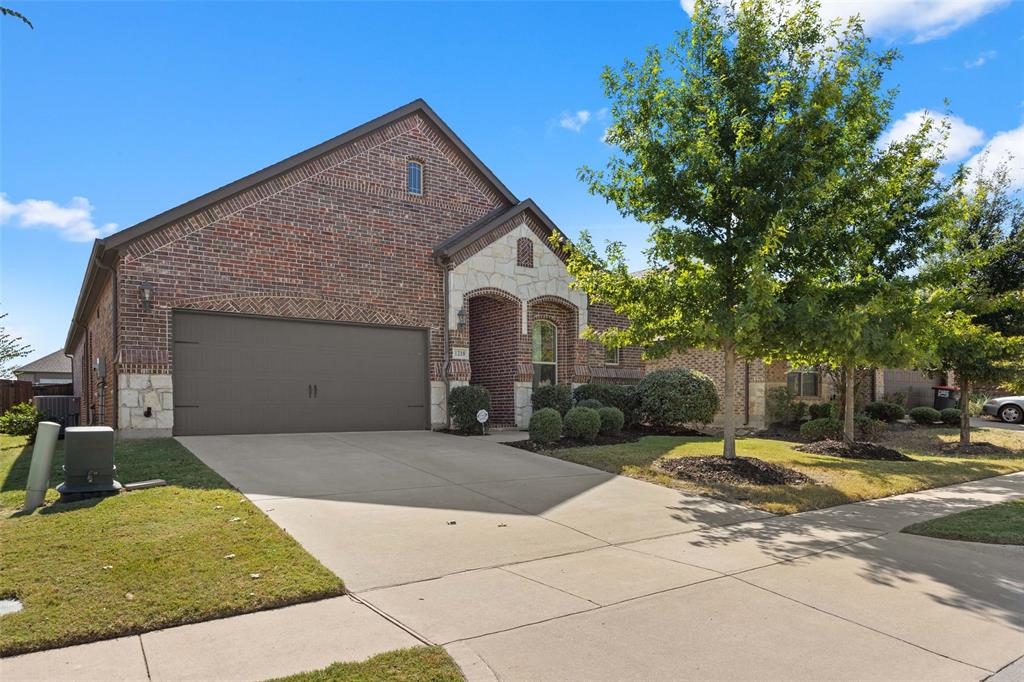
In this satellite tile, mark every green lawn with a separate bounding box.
[267,647,464,682]
[0,434,344,657]
[902,498,1024,545]
[538,431,1024,514]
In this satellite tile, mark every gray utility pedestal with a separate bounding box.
[57,426,122,502]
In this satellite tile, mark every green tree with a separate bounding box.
[1,312,32,379]
[1,6,33,29]
[927,164,1024,443]
[563,0,906,458]
[786,120,948,443]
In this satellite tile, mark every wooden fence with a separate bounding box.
[1,380,34,414]
[0,380,74,414]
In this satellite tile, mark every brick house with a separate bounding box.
[64,100,644,437]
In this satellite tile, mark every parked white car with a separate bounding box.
[982,396,1024,424]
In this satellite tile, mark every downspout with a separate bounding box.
[440,256,452,429]
[744,360,750,426]
[92,252,117,427]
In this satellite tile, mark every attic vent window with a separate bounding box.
[407,160,423,195]
[517,237,533,268]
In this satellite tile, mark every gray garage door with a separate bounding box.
[172,312,429,436]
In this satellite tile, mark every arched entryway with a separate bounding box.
[467,291,521,426]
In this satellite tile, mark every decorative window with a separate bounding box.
[787,369,819,397]
[532,320,557,388]
[407,160,423,195]
[517,237,534,268]
[605,346,620,366]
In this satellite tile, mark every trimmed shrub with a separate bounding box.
[448,385,491,434]
[563,406,601,442]
[529,408,563,444]
[766,386,807,426]
[532,384,573,416]
[909,406,942,425]
[574,383,640,426]
[864,401,905,423]
[800,417,843,441]
[855,416,886,441]
[597,406,625,436]
[940,408,962,425]
[573,384,607,404]
[577,398,604,410]
[808,402,835,420]
[638,369,719,428]
[0,402,44,439]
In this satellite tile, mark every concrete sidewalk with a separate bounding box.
[0,597,421,682]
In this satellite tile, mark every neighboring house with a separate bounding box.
[65,100,644,437]
[13,350,73,386]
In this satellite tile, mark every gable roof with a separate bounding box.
[15,349,72,375]
[65,99,520,352]
[433,198,565,261]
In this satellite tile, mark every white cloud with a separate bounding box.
[680,0,1009,43]
[559,110,592,133]
[0,194,117,242]
[967,124,1024,189]
[878,109,985,163]
[964,49,996,68]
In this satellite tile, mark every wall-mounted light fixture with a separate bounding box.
[456,307,467,331]
[139,281,155,311]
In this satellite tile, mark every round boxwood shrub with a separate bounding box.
[529,408,563,444]
[940,408,961,425]
[577,398,603,410]
[597,406,625,436]
[637,368,719,428]
[563,406,601,442]
[909,406,942,425]
[532,384,573,416]
[855,415,886,441]
[573,384,607,404]
[448,385,491,434]
[800,417,843,441]
[573,383,641,427]
[864,401,905,423]
[808,402,835,420]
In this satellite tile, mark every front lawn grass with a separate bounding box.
[538,431,1024,514]
[267,647,464,682]
[902,498,1024,545]
[0,434,344,657]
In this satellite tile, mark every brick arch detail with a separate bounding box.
[463,287,522,307]
[172,295,427,329]
[527,294,578,315]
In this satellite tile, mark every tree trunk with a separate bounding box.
[843,363,856,444]
[960,377,971,447]
[723,341,737,459]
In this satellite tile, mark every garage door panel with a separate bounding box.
[173,312,428,436]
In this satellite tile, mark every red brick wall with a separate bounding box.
[73,275,116,426]
[114,112,509,379]
[468,295,519,424]
[585,302,645,382]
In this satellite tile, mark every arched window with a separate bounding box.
[532,320,557,388]
[407,160,423,195]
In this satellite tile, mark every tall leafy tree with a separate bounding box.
[927,164,1024,444]
[564,0,906,458]
[1,312,32,379]
[787,122,948,443]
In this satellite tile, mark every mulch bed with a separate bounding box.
[505,433,640,453]
[939,441,1015,457]
[659,456,812,486]
[795,439,913,461]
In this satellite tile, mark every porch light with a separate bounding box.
[457,307,467,331]
[139,281,155,311]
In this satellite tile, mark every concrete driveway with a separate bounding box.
[180,431,1024,681]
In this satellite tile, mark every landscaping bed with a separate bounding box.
[902,498,1024,545]
[505,426,705,453]
[534,433,1024,514]
[794,439,912,461]
[267,646,464,682]
[0,434,344,657]
[659,455,811,486]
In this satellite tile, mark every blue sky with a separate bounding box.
[2,0,1023,363]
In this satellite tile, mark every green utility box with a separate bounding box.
[57,426,123,500]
